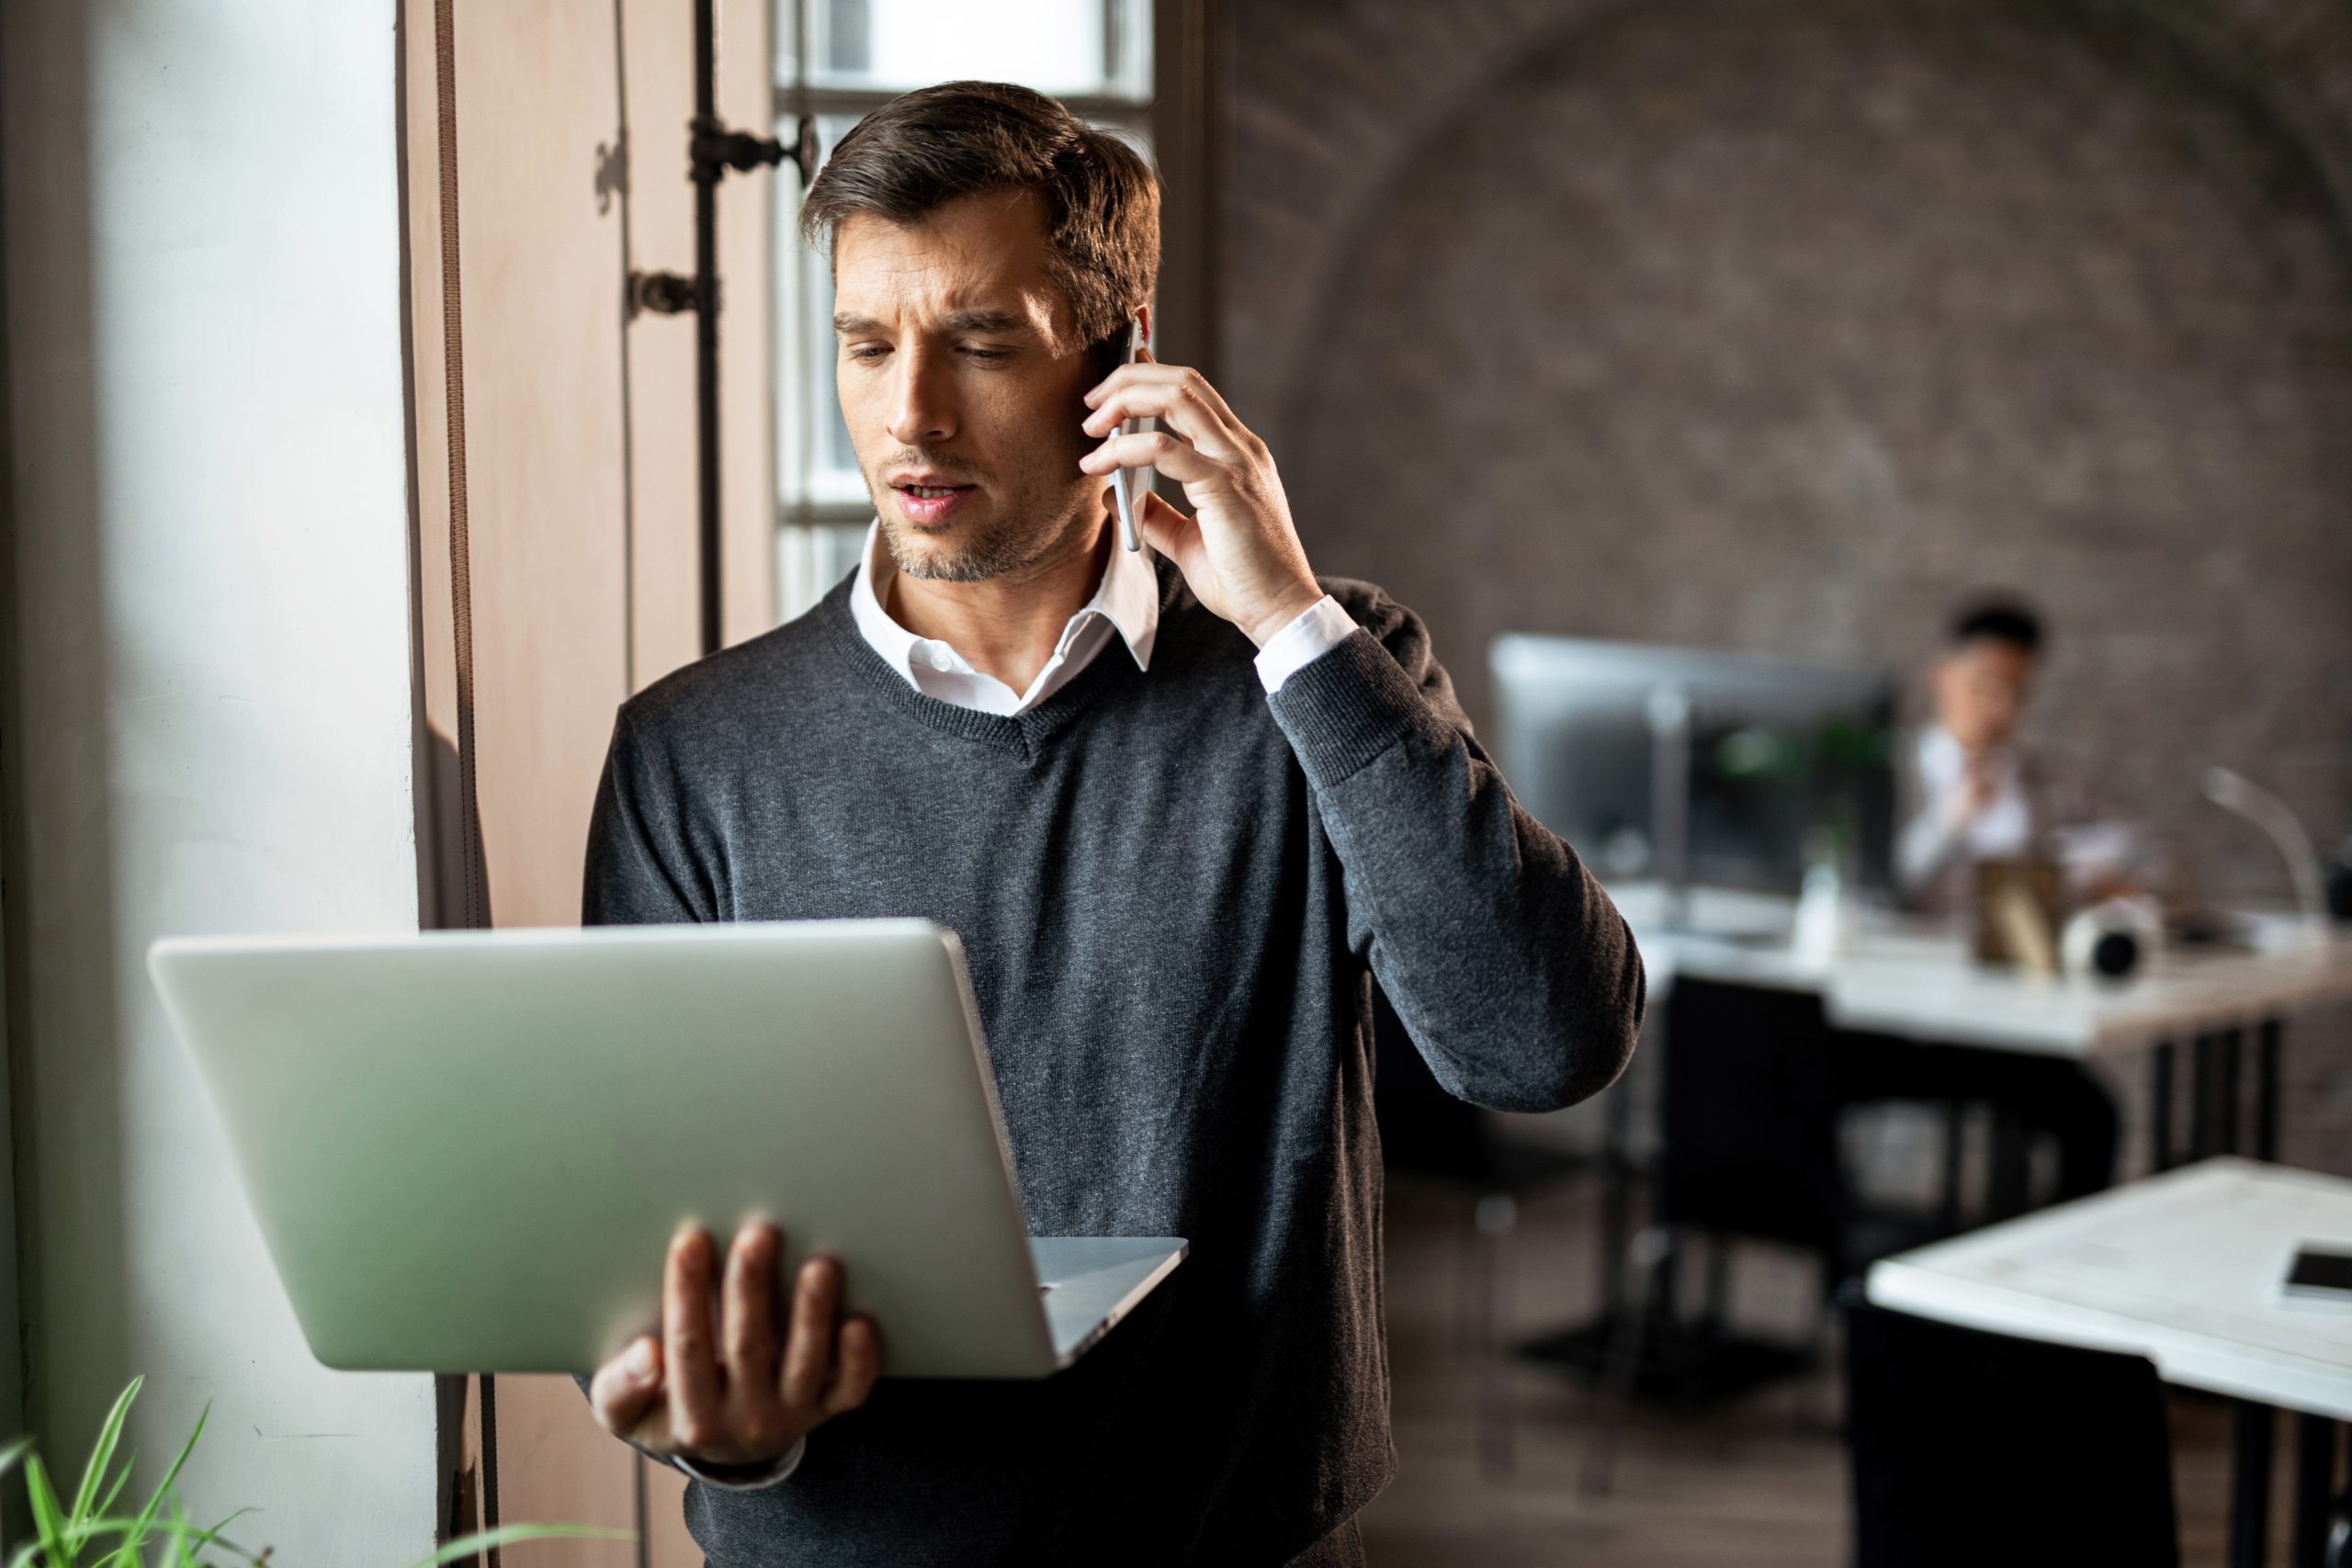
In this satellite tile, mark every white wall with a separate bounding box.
[0,1,435,1556]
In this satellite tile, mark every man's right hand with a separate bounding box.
[589,1220,880,1471]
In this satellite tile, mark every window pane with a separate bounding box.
[794,0,1152,100]
[775,520,870,622]
[776,116,876,516]
[771,0,1159,631]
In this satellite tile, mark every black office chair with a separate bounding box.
[1579,975,1849,1494]
[1843,1287,2180,1568]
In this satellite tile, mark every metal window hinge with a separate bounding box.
[691,114,820,186]
[628,270,705,317]
[628,115,818,320]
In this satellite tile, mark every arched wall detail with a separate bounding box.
[1225,0,2352,909]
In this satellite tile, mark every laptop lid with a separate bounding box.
[150,919,1110,1377]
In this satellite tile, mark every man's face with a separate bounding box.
[1932,637,2036,753]
[831,189,1105,582]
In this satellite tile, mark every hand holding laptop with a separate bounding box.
[589,1220,879,1471]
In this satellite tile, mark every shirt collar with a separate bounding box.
[848,516,1159,678]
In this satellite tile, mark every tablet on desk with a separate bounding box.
[148,920,1184,1377]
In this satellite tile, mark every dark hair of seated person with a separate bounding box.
[1949,597,2043,656]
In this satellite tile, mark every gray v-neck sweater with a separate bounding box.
[581,564,1645,1566]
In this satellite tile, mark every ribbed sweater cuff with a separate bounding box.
[1266,628,1426,785]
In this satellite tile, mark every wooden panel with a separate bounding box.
[404,0,774,1557]
[623,0,776,692]
[448,0,641,1543]
[402,0,640,1557]
[402,0,463,934]
[619,0,701,691]
[618,16,777,1558]
[718,0,777,652]
[454,0,633,931]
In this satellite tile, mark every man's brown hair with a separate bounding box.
[800,81,1160,357]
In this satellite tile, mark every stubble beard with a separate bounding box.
[878,504,1057,583]
[870,455,1101,585]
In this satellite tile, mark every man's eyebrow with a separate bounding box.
[831,309,1035,337]
[940,309,1031,335]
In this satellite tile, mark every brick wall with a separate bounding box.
[1223,0,2352,908]
[1220,0,2352,1172]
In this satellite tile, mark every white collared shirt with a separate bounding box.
[1895,723,2035,914]
[847,518,1357,711]
[1916,724,2031,860]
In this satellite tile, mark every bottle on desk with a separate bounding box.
[1792,829,1849,966]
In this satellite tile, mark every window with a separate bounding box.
[773,0,1156,620]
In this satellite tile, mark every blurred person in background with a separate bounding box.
[1837,596,2119,1204]
[1897,600,2061,913]
[1895,596,2149,915]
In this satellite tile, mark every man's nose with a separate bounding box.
[885,343,957,447]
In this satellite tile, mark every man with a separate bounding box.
[576,82,1644,1566]
[1841,597,2116,1205]
[1896,600,2065,914]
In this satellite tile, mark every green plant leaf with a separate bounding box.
[125,1401,209,1546]
[70,1379,142,1528]
[13,1517,266,1568]
[24,1452,74,1568]
[90,1457,131,1530]
[34,1516,268,1568]
[0,1436,29,1485]
[169,1495,197,1568]
[90,1513,146,1567]
[399,1523,636,1568]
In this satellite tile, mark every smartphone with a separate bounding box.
[1109,316,1146,551]
[2278,1242,2352,1307]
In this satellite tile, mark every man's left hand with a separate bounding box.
[1080,351,1323,649]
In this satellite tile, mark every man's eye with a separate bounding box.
[962,347,1012,364]
[845,345,888,363]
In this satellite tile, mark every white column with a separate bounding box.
[0,1,436,1556]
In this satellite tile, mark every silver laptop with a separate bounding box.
[147,919,1185,1377]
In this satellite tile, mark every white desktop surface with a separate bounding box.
[1865,1157,2352,1420]
[1610,881,2352,1058]
[1825,935,2352,1057]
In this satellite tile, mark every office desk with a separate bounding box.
[1545,883,2352,1404]
[1611,881,2352,1166]
[1868,1158,2352,1568]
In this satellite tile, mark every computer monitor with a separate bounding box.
[1488,635,1897,897]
